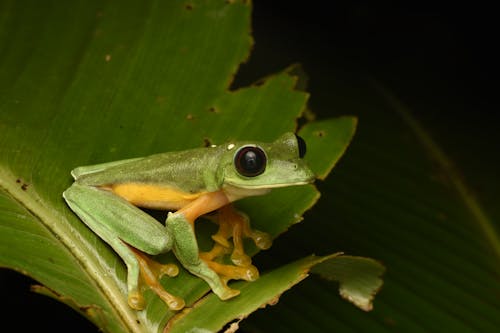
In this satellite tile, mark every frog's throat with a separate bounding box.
[221,184,271,202]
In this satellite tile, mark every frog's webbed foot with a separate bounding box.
[128,246,185,311]
[199,243,259,282]
[203,205,272,269]
[203,255,259,281]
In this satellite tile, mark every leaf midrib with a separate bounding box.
[0,165,142,333]
[376,83,500,266]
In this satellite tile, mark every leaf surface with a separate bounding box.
[0,1,361,332]
[241,81,500,332]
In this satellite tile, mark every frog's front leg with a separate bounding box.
[166,191,260,299]
[63,183,184,310]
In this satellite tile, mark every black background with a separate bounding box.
[2,2,498,332]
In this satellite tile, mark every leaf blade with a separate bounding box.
[0,1,361,332]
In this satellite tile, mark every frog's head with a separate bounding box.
[219,132,315,198]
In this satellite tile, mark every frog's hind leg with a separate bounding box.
[63,183,183,310]
[127,246,184,310]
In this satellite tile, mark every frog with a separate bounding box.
[63,132,315,310]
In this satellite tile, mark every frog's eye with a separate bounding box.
[234,146,267,177]
[295,134,307,158]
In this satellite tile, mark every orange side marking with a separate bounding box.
[108,183,205,210]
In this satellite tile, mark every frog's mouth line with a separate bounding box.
[255,180,313,188]
[224,179,315,190]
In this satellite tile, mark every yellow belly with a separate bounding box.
[107,183,205,210]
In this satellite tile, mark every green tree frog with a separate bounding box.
[63,132,314,311]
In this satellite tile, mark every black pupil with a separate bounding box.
[243,151,258,169]
[235,147,266,177]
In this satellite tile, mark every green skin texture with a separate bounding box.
[63,132,315,308]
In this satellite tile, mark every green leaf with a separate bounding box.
[312,256,385,312]
[299,116,358,180]
[0,1,364,332]
[241,81,500,332]
[166,255,341,333]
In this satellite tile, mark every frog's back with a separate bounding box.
[71,157,144,179]
[73,147,222,194]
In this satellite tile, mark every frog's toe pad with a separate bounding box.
[222,265,259,282]
[168,298,185,311]
[252,231,272,250]
[128,292,145,310]
[231,251,252,267]
[241,265,259,281]
[159,263,179,278]
[218,288,240,301]
[156,290,185,311]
